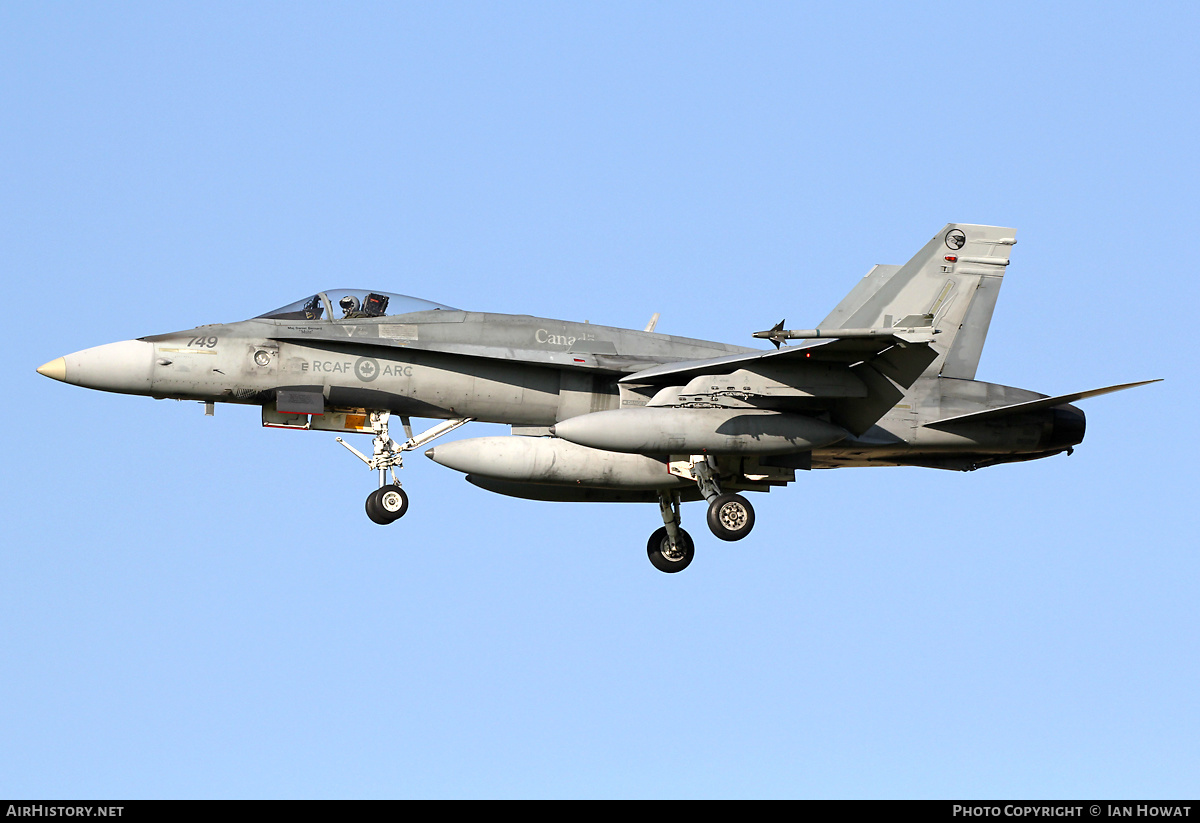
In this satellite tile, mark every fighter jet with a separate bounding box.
[37,224,1157,572]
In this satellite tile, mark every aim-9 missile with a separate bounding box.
[752,319,940,347]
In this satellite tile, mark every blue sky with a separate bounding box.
[3,1,1197,798]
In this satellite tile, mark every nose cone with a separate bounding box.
[38,339,154,395]
[36,358,66,381]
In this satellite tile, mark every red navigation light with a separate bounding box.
[945,256,957,262]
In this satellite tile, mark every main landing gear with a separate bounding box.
[649,490,694,573]
[336,412,472,525]
[692,458,756,542]
[646,457,757,573]
[707,493,755,541]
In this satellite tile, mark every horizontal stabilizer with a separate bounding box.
[924,379,1162,428]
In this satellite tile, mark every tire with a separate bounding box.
[706,493,755,541]
[365,488,393,525]
[366,485,408,524]
[377,484,409,520]
[647,526,695,573]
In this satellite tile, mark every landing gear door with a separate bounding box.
[262,403,373,433]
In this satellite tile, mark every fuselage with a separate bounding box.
[40,298,1084,472]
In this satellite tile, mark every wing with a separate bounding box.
[622,332,930,384]
[619,334,939,437]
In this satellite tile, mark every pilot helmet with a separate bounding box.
[339,295,360,316]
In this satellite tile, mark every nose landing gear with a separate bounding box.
[337,412,472,525]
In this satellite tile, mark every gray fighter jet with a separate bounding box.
[38,224,1157,572]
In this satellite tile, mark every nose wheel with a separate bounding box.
[366,484,409,525]
[336,412,471,524]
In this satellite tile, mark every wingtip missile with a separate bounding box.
[751,324,942,345]
[752,319,787,348]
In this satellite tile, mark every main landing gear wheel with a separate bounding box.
[365,484,408,525]
[706,493,755,541]
[647,526,695,573]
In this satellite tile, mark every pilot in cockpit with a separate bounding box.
[340,295,365,319]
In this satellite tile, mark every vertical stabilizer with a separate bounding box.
[822,224,1015,380]
[819,264,903,329]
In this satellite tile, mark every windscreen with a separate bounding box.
[257,290,459,321]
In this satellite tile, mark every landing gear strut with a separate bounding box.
[337,412,472,524]
[693,457,755,542]
[648,490,694,573]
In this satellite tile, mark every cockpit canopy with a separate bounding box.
[257,290,459,321]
